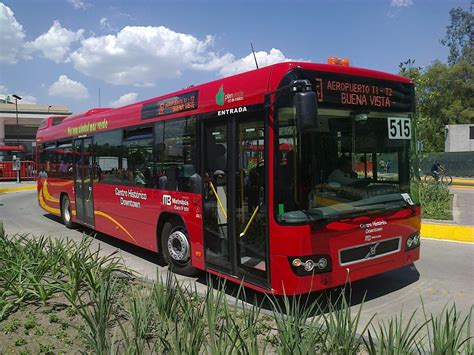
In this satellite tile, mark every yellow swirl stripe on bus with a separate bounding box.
[42,180,60,203]
[94,211,138,244]
[39,187,61,215]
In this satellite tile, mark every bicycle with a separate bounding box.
[423,172,452,185]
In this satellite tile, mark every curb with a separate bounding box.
[421,223,474,243]
[452,178,474,184]
[0,185,36,193]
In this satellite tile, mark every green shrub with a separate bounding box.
[419,183,452,220]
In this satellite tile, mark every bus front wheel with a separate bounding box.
[161,219,199,276]
[61,195,75,229]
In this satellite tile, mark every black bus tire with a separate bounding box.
[161,219,199,277]
[61,195,75,229]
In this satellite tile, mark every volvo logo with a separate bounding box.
[365,242,380,259]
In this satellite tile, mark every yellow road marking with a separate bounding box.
[0,185,36,193]
[421,223,474,243]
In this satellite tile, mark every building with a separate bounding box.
[0,95,71,161]
[445,124,474,152]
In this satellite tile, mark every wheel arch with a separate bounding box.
[156,212,185,253]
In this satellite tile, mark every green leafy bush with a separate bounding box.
[419,183,452,220]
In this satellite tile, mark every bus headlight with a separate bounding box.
[292,258,302,267]
[304,260,315,271]
[289,255,332,276]
[406,233,421,251]
[317,257,328,270]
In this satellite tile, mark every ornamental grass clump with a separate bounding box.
[364,309,427,355]
[320,291,373,355]
[267,291,326,354]
[421,301,473,354]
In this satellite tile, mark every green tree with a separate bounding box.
[440,4,473,65]
[399,4,474,152]
[417,60,473,151]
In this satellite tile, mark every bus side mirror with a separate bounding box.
[295,91,318,131]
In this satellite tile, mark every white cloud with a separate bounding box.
[67,0,91,10]
[390,0,413,8]
[48,75,89,99]
[20,95,37,104]
[0,3,30,64]
[28,21,84,63]
[218,48,297,77]
[69,25,234,86]
[99,17,116,32]
[109,92,138,108]
[0,91,36,104]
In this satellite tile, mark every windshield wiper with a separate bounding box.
[355,197,416,213]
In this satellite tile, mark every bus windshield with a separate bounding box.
[275,106,415,225]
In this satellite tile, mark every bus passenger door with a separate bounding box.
[202,115,269,288]
[202,122,232,273]
[73,138,95,227]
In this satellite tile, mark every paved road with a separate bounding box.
[1,190,473,330]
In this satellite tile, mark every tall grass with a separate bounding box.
[364,309,427,354]
[421,301,473,354]
[268,292,325,354]
[71,274,117,354]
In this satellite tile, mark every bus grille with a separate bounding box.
[339,237,401,266]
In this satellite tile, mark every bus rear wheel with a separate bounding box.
[61,195,75,229]
[161,219,199,277]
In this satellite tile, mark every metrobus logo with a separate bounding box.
[162,195,172,206]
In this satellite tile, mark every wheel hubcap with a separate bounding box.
[167,229,190,262]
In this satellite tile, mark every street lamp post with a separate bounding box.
[12,94,22,183]
[12,95,22,145]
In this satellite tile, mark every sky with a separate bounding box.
[0,0,470,114]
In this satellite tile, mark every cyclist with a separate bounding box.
[430,160,445,181]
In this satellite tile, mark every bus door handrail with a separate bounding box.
[240,204,261,238]
[208,181,228,219]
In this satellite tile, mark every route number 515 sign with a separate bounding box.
[388,117,411,139]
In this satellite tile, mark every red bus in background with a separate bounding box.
[36,61,420,295]
[0,145,35,180]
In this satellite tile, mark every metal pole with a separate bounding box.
[15,98,19,145]
[12,95,22,183]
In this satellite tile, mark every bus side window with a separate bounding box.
[158,116,198,192]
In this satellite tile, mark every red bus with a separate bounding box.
[0,145,35,180]
[36,61,420,295]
